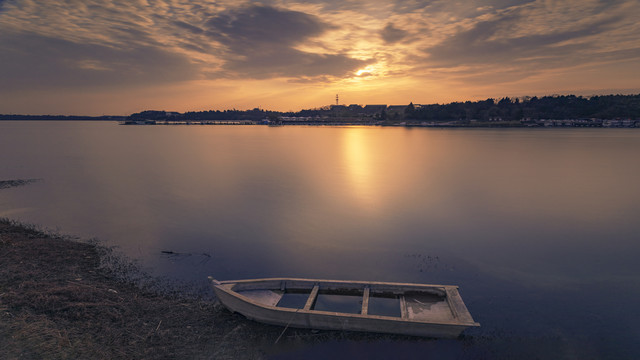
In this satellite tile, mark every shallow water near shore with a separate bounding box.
[2,121,640,358]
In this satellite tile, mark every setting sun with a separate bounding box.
[355,66,375,77]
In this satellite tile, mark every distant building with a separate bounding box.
[386,105,408,116]
[602,119,634,127]
[362,105,387,115]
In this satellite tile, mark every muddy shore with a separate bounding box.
[0,217,294,359]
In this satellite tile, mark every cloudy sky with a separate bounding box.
[1,0,639,115]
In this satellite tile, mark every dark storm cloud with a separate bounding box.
[226,47,370,79]
[425,11,623,68]
[391,0,536,14]
[0,0,9,14]
[206,4,328,47]
[171,20,205,35]
[380,23,409,44]
[390,0,428,13]
[0,32,199,90]
[482,0,537,9]
[205,4,370,78]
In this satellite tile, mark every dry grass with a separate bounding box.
[0,219,283,359]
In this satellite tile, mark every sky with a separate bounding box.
[1,0,640,115]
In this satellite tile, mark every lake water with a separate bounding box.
[1,121,639,359]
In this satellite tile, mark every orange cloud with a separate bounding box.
[0,0,639,114]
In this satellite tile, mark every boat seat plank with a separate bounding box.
[361,287,370,315]
[399,295,408,319]
[304,285,320,310]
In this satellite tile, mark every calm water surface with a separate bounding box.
[1,121,639,359]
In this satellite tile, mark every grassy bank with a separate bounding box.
[0,218,288,359]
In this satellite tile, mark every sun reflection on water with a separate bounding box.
[341,127,381,210]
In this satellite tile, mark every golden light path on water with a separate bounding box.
[339,127,438,214]
[341,127,382,211]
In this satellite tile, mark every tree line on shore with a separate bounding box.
[127,94,640,122]
[0,115,124,121]
[406,94,640,122]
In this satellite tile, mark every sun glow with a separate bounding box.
[354,65,378,77]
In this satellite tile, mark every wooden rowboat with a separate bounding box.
[210,277,479,338]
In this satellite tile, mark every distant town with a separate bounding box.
[3,94,640,128]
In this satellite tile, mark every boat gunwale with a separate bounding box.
[210,277,480,327]
[215,277,457,290]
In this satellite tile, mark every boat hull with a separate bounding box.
[211,277,479,338]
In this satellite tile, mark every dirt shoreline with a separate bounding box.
[0,218,293,359]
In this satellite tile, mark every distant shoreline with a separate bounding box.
[120,119,640,128]
[0,118,124,121]
[2,118,639,128]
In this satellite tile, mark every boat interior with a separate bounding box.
[228,279,457,322]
